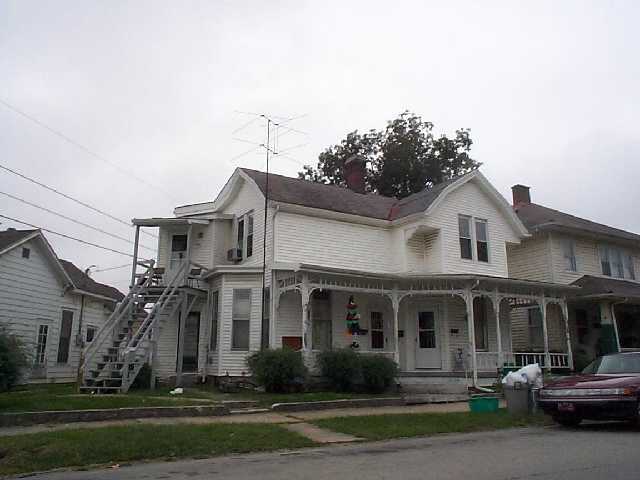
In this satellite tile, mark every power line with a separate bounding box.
[0,98,179,203]
[0,214,135,258]
[0,190,156,253]
[0,163,158,240]
[94,264,131,273]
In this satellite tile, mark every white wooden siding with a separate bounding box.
[427,179,520,277]
[0,240,112,382]
[274,290,302,348]
[274,212,394,272]
[507,234,552,282]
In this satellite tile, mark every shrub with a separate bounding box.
[360,355,398,393]
[317,348,362,392]
[130,363,152,390]
[0,325,30,392]
[247,348,307,393]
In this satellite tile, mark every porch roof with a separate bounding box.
[571,275,640,301]
[132,217,210,227]
[274,263,578,298]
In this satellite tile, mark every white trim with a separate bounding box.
[0,230,41,256]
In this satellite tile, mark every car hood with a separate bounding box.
[545,374,640,389]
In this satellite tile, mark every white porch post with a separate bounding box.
[561,300,574,370]
[130,225,140,289]
[539,297,551,369]
[610,302,622,352]
[300,274,311,360]
[465,289,478,387]
[493,293,503,368]
[390,287,400,365]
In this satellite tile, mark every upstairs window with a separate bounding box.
[475,219,489,263]
[561,239,577,272]
[22,247,30,259]
[599,244,634,280]
[458,215,472,260]
[235,212,254,260]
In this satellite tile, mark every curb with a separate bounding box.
[271,397,405,412]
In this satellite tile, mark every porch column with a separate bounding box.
[610,302,622,352]
[539,297,551,369]
[130,225,140,289]
[560,301,574,370]
[390,288,400,365]
[598,301,620,354]
[464,289,478,387]
[493,293,503,368]
[300,274,311,357]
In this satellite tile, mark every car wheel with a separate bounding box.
[553,415,582,427]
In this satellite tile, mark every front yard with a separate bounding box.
[0,383,396,412]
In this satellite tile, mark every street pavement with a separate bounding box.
[27,423,640,480]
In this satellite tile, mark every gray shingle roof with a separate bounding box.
[515,203,640,244]
[240,168,470,221]
[0,229,37,252]
[59,259,124,302]
[572,275,640,299]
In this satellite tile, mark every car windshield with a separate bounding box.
[582,353,640,374]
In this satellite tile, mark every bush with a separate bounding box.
[130,363,152,390]
[0,325,30,392]
[247,348,307,393]
[360,355,398,393]
[317,348,362,392]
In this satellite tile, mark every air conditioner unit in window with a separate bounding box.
[227,248,242,262]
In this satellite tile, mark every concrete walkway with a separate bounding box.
[0,402,478,443]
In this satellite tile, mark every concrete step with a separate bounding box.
[403,393,469,405]
[398,382,469,395]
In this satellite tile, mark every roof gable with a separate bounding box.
[59,260,124,302]
[0,229,39,255]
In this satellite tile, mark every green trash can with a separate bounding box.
[469,396,499,413]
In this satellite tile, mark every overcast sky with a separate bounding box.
[1,0,639,292]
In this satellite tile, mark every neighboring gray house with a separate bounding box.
[508,185,640,367]
[0,228,123,383]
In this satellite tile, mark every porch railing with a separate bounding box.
[475,351,571,371]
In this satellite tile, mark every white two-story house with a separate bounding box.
[81,160,577,393]
[508,185,640,369]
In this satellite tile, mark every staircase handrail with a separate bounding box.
[80,262,156,376]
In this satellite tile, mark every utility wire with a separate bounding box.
[93,264,131,273]
[0,98,179,203]
[0,190,156,252]
[0,214,135,257]
[0,163,158,240]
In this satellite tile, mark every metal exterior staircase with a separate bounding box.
[79,262,187,393]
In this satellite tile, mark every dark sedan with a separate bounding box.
[538,352,640,427]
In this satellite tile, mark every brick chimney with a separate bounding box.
[343,155,367,194]
[512,184,531,206]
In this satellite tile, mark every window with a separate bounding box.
[475,219,489,263]
[458,215,472,260]
[528,308,544,350]
[247,215,254,258]
[599,245,611,276]
[562,239,577,272]
[473,297,488,351]
[57,310,74,363]
[22,247,30,259]
[235,212,254,260]
[625,255,636,280]
[35,324,48,365]
[85,326,96,343]
[599,244,634,279]
[210,291,219,350]
[231,289,251,350]
[370,311,384,350]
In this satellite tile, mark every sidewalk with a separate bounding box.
[0,402,477,439]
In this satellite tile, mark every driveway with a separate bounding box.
[29,423,639,480]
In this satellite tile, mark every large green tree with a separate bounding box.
[299,111,479,199]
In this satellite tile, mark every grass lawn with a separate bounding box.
[0,383,395,412]
[0,423,315,476]
[0,384,214,413]
[313,410,550,441]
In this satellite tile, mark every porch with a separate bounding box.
[271,265,577,386]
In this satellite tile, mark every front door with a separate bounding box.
[182,312,200,372]
[169,233,188,277]
[415,310,441,368]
